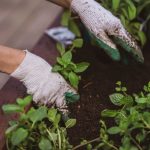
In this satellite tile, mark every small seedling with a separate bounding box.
[52,41,89,89]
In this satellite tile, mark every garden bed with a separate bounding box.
[1,17,150,149]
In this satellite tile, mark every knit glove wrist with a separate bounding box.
[11,50,76,111]
[71,0,144,63]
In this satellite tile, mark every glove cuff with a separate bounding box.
[11,50,52,80]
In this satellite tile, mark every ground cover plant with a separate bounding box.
[2,96,76,150]
[2,82,150,149]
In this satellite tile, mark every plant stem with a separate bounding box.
[46,129,56,149]
[103,140,119,150]
[72,137,100,150]
[70,46,75,52]
[6,139,10,150]
[141,118,150,129]
[57,128,62,149]
[129,134,143,150]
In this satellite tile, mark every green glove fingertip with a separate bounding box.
[112,36,144,63]
[88,31,121,61]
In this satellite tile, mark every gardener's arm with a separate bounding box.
[0,45,76,112]
[48,0,144,63]
[0,45,25,74]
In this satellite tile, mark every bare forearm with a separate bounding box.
[47,0,72,8]
[0,45,25,74]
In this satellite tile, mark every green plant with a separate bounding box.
[2,96,76,150]
[52,41,89,89]
[3,82,150,150]
[72,82,150,150]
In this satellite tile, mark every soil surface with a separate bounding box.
[0,17,150,149]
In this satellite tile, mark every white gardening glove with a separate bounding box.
[71,0,144,63]
[11,50,76,112]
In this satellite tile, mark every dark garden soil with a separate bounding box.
[0,17,150,149]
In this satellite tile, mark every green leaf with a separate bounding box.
[107,126,121,134]
[5,124,18,135]
[122,87,127,92]
[48,108,57,122]
[16,95,32,107]
[61,70,69,79]
[136,132,146,143]
[115,87,121,92]
[11,128,28,146]
[112,0,120,11]
[65,92,80,103]
[126,0,136,20]
[74,62,90,73]
[69,20,81,37]
[39,137,52,150]
[62,51,72,65]
[121,95,133,105]
[101,109,117,117]
[61,10,71,26]
[66,63,76,71]
[135,98,147,104]
[138,31,147,46]
[65,119,76,128]
[56,43,65,56]
[2,104,23,114]
[109,93,124,106]
[120,15,126,26]
[68,72,79,89]
[73,39,83,48]
[54,114,61,127]
[87,144,92,150]
[116,81,121,85]
[48,132,57,142]
[27,106,47,123]
[143,112,150,124]
[52,65,62,72]
[57,57,64,66]
[121,8,129,19]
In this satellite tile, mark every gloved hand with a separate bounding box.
[71,0,144,63]
[11,50,76,112]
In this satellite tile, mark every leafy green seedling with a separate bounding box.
[53,42,89,89]
[98,82,150,149]
[2,96,76,150]
[72,82,150,150]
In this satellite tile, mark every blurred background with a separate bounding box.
[0,0,62,89]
